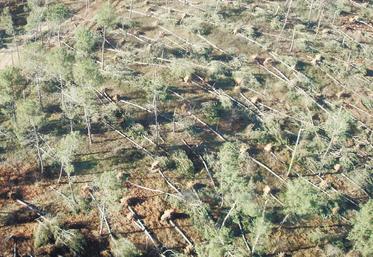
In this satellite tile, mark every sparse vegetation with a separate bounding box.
[0,0,371,256]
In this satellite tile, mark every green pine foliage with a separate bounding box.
[95,2,117,29]
[0,67,24,120]
[110,237,141,257]
[283,178,329,218]
[348,200,373,257]
[171,150,195,178]
[97,171,124,213]
[0,7,14,36]
[74,26,97,55]
[73,58,103,87]
[46,3,70,25]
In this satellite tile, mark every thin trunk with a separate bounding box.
[33,125,44,173]
[286,128,302,177]
[169,219,193,247]
[308,0,314,21]
[13,242,17,257]
[130,0,133,18]
[101,27,106,70]
[60,76,64,105]
[315,8,324,36]
[289,27,295,52]
[238,218,252,254]
[36,78,43,108]
[99,210,104,235]
[221,201,237,229]
[69,119,73,133]
[153,93,159,144]
[279,0,293,39]
[85,0,89,16]
[172,108,176,134]
[14,34,20,63]
[67,174,77,204]
[84,108,92,145]
[58,164,63,183]
[58,25,61,46]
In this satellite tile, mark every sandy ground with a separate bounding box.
[0,48,15,69]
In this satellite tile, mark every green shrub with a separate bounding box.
[169,60,195,80]
[97,171,123,212]
[55,229,87,256]
[192,43,213,59]
[110,237,141,257]
[184,17,213,35]
[126,123,146,141]
[249,216,272,254]
[232,69,263,88]
[201,101,223,124]
[283,178,328,217]
[218,93,233,110]
[142,78,169,101]
[46,3,70,25]
[172,150,194,178]
[207,61,231,80]
[74,26,97,54]
[323,110,354,141]
[33,218,60,248]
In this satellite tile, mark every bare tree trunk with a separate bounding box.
[33,125,44,173]
[85,0,89,16]
[279,0,293,38]
[315,8,324,36]
[59,76,64,105]
[36,78,43,108]
[84,108,92,145]
[289,27,295,52]
[172,108,176,134]
[153,93,159,144]
[69,119,73,133]
[58,25,61,46]
[58,164,63,183]
[286,128,302,177]
[130,0,134,18]
[101,27,106,70]
[67,174,77,204]
[308,0,315,21]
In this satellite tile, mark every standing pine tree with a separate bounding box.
[74,26,97,56]
[21,43,47,108]
[0,7,18,62]
[95,2,117,69]
[46,47,74,105]
[14,99,45,173]
[0,67,24,121]
[46,3,70,45]
[56,131,81,182]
